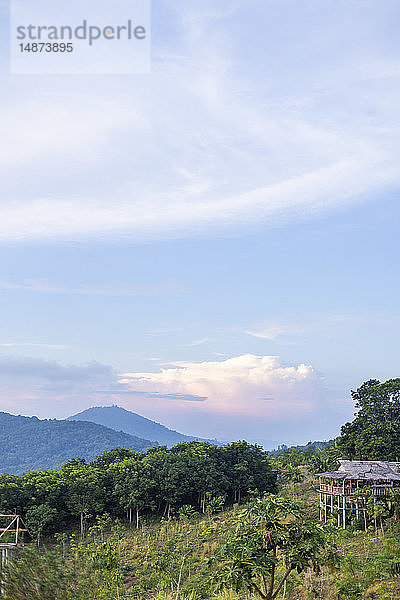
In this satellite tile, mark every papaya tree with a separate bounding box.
[214,494,333,600]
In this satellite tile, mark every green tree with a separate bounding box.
[281,464,304,484]
[310,443,341,474]
[214,494,331,600]
[222,441,276,504]
[62,461,106,536]
[25,504,57,545]
[111,455,158,526]
[367,497,389,536]
[339,379,400,460]
[0,473,25,514]
[22,470,67,530]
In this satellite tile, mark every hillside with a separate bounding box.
[67,404,216,446]
[0,412,152,474]
[5,474,400,600]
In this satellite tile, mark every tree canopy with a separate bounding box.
[338,378,400,460]
[0,441,276,539]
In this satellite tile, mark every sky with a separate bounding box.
[0,0,399,447]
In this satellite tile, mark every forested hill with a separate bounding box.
[0,412,152,474]
[67,405,216,447]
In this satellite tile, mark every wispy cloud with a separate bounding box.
[188,338,214,347]
[1,2,399,242]
[147,393,207,402]
[246,314,362,342]
[0,278,187,296]
[0,343,68,350]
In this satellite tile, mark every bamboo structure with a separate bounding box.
[317,460,400,529]
[0,514,29,596]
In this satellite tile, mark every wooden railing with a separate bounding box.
[320,484,352,496]
[319,485,392,497]
[372,487,390,498]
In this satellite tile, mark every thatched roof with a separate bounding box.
[317,460,400,481]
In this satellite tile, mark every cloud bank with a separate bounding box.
[117,355,346,445]
[119,354,323,420]
[0,353,347,445]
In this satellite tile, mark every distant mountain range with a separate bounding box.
[0,405,218,474]
[0,412,152,475]
[67,405,216,447]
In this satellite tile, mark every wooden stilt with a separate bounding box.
[343,496,346,529]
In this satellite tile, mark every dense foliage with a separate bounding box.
[0,412,151,474]
[269,378,400,469]
[4,377,400,599]
[268,440,341,475]
[213,494,331,599]
[4,481,400,600]
[338,378,400,460]
[0,441,276,538]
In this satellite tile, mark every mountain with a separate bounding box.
[269,439,335,456]
[0,412,152,475]
[67,405,216,447]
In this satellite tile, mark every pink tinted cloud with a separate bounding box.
[119,354,324,420]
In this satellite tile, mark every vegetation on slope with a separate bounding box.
[4,477,400,600]
[3,378,400,599]
[0,412,151,474]
[0,441,276,538]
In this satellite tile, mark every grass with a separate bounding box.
[4,479,400,599]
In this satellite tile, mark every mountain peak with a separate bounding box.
[0,412,152,474]
[67,405,213,447]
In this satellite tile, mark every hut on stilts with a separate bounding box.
[317,460,400,529]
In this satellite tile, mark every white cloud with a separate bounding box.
[0,97,146,170]
[0,2,399,241]
[119,354,324,419]
[0,352,345,445]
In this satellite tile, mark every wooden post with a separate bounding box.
[0,515,30,597]
[319,478,322,522]
[1,549,5,597]
[343,496,346,529]
[0,547,11,597]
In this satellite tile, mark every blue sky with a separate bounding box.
[0,0,399,446]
